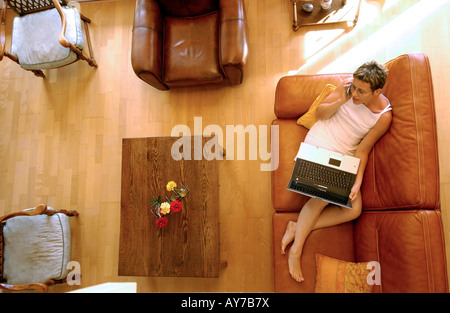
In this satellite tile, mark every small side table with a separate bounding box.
[291,0,362,31]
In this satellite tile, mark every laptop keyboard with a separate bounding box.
[296,159,353,190]
[288,180,348,205]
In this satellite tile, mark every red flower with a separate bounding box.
[155,217,168,228]
[170,200,182,212]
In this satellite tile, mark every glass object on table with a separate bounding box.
[321,0,332,10]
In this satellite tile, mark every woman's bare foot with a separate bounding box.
[281,221,296,255]
[288,248,304,282]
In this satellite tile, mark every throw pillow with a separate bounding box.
[315,253,373,293]
[297,84,336,129]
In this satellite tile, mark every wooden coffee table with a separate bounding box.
[118,136,219,277]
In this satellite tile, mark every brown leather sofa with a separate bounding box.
[131,0,248,91]
[271,53,448,292]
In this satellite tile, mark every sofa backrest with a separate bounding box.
[361,53,440,210]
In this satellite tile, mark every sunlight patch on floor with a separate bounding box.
[318,0,450,73]
[288,0,449,75]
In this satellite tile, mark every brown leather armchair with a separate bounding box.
[271,54,448,292]
[131,0,248,91]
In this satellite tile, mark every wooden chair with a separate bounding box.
[0,0,97,77]
[0,204,79,292]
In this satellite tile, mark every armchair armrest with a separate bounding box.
[54,0,72,49]
[54,0,96,67]
[0,282,50,293]
[0,204,78,223]
[131,0,167,90]
[0,204,47,223]
[219,0,248,85]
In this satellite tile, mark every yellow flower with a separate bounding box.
[160,202,170,215]
[166,181,177,192]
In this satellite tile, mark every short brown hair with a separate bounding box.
[353,61,388,92]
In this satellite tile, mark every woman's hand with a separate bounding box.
[341,79,353,102]
[316,79,353,120]
[349,183,360,202]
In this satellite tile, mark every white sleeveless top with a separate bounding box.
[303,98,392,156]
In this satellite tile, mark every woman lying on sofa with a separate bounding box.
[281,61,393,283]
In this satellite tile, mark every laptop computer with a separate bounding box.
[287,142,360,208]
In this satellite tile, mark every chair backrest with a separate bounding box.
[156,0,219,17]
[6,0,67,16]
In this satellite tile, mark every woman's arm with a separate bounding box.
[349,111,393,201]
[316,79,352,120]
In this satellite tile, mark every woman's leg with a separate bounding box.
[313,191,362,229]
[283,191,363,282]
[287,197,329,282]
[281,192,363,253]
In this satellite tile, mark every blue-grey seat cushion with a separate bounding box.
[3,212,71,285]
[10,6,84,70]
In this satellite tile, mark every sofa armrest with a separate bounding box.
[274,74,351,119]
[131,0,167,90]
[219,0,248,85]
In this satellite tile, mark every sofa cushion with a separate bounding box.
[3,213,71,285]
[272,212,355,292]
[271,119,309,212]
[10,7,84,70]
[354,210,448,292]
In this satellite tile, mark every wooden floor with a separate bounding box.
[1,0,449,292]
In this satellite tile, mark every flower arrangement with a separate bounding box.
[149,181,189,228]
